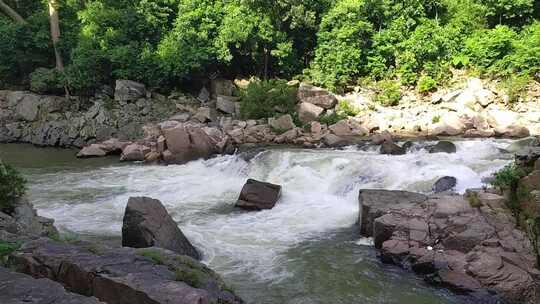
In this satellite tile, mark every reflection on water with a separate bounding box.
[0,140,513,304]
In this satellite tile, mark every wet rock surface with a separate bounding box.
[236,179,282,210]
[432,176,458,193]
[0,267,104,304]
[122,196,200,260]
[7,239,243,304]
[358,189,540,304]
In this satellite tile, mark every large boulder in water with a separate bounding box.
[358,189,540,304]
[427,141,457,153]
[162,125,217,164]
[235,179,282,210]
[432,176,457,193]
[122,196,200,260]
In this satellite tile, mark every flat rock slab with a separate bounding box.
[0,266,103,304]
[236,179,282,210]
[122,196,200,260]
[8,239,243,304]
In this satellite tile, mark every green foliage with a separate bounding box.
[239,79,297,119]
[373,80,401,106]
[0,0,539,96]
[490,164,526,190]
[432,115,441,124]
[0,240,20,265]
[30,68,66,94]
[137,249,165,265]
[466,192,483,208]
[336,100,361,117]
[501,74,531,103]
[0,161,26,213]
[308,0,373,91]
[417,75,437,93]
[318,111,347,125]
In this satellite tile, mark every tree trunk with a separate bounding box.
[263,47,269,81]
[0,0,26,24]
[48,0,64,71]
[47,0,69,97]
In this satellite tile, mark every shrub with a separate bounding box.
[30,68,66,94]
[501,75,531,103]
[336,100,361,117]
[239,79,297,119]
[466,192,483,208]
[373,80,401,106]
[0,161,26,213]
[0,240,20,265]
[417,75,437,93]
[432,115,441,124]
[318,111,347,125]
[490,164,527,190]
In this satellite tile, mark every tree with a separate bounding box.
[308,0,374,90]
[0,0,26,24]
[47,0,63,71]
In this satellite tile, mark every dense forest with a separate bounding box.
[0,0,539,95]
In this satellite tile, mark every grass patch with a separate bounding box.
[466,192,483,208]
[137,249,166,265]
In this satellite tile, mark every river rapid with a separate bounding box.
[0,139,515,304]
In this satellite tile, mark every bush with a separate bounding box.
[501,75,531,103]
[239,79,297,119]
[417,75,437,93]
[373,80,401,106]
[336,100,361,117]
[490,164,526,190]
[30,68,66,94]
[0,161,26,213]
[318,111,347,125]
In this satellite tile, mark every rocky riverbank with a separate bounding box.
[0,195,244,304]
[1,77,539,160]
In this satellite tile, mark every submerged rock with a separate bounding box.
[358,189,540,304]
[122,196,200,260]
[0,267,104,304]
[7,239,243,304]
[427,141,457,153]
[432,176,457,193]
[236,179,282,210]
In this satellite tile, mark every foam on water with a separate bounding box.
[28,139,512,283]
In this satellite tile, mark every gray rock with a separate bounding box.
[380,141,406,155]
[0,267,104,304]
[77,144,107,158]
[162,125,217,164]
[197,87,210,103]
[358,189,428,237]
[114,80,146,102]
[297,83,338,109]
[322,133,349,147]
[432,176,457,193]
[122,196,200,259]
[428,141,457,153]
[216,95,240,114]
[0,198,58,240]
[120,143,149,162]
[211,79,235,98]
[298,102,324,124]
[8,239,243,304]
[15,94,41,122]
[269,114,296,132]
[236,179,282,210]
[359,189,540,304]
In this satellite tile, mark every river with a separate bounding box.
[0,139,514,304]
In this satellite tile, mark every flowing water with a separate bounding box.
[0,140,515,304]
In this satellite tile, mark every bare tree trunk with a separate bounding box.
[263,46,269,81]
[0,0,26,24]
[48,0,64,71]
[47,0,70,97]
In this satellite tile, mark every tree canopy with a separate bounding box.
[0,0,538,94]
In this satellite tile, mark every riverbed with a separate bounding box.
[0,140,514,304]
